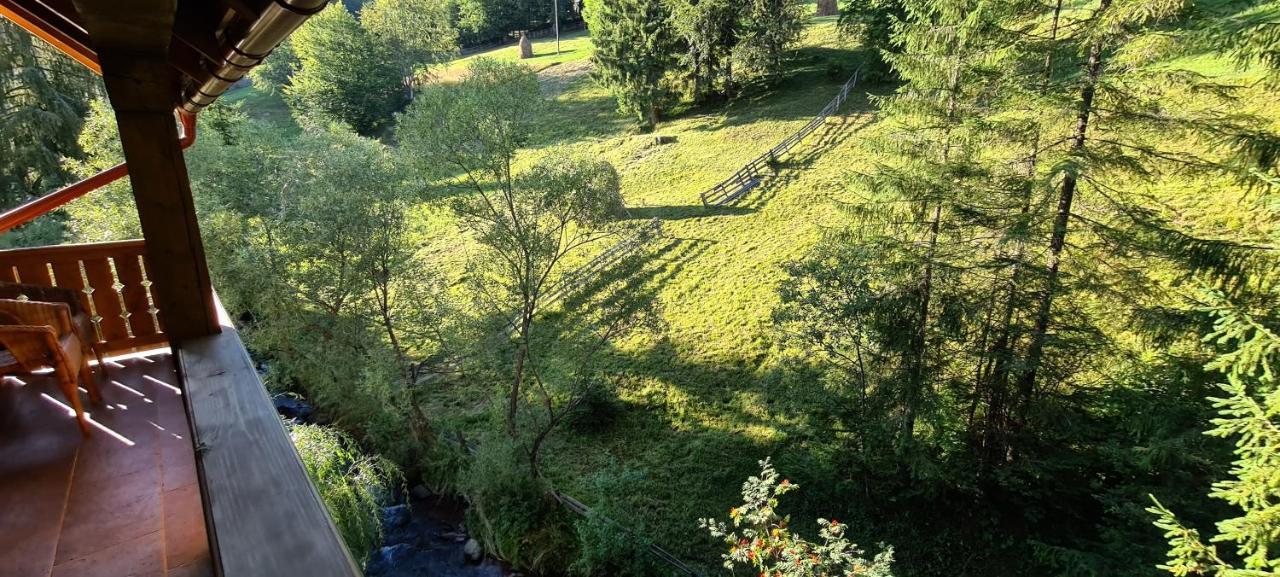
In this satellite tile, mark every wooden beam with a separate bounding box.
[179,298,362,577]
[72,0,220,342]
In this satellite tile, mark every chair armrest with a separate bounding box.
[0,283,85,316]
[0,324,62,371]
[0,299,75,335]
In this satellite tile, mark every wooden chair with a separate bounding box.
[0,282,107,375]
[0,299,103,436]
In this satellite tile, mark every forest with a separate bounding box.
[2,0,1278,575]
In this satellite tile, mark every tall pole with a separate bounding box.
[553,0,560,54]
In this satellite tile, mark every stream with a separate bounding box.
[272,393,515,577]
[367,492,516,577]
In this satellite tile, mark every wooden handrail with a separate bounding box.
[0,239,167,355]
[178,296,363,577]
[0,111,197,234]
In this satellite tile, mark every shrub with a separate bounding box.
[460,435,577,573]
[700,458,895,577]
[291,424,401,565]
[571,466,665,576]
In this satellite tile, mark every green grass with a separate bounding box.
[439,28,596,82]
[420,16,888,570]
[219,83,299,134]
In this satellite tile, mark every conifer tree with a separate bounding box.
[1149,287,1279,575]
[669,0,738,101]
[733,0,807,85]
[782,0,999,465]
[0,19,98,246]
[583,0,675,130]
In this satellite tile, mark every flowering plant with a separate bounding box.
[699,458,894,577]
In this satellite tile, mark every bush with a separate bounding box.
[291,424,401,565]
[460,435,577,573]
[569,464,665,576]
[572,512,665,577]
[700,458,895,577]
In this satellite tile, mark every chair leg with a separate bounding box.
[60,372,91,437]
[88,344,107,379]
[81,357,102,404]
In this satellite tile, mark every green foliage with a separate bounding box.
[701,459,895,577]
[61,99,139,243]
[732,0,808,85]
[583,0,676,130]
[461,435,577,572]
[286,2,407,135]
[204,126,450,461]
[1149,286,1279,576]
[452,0,575,45]
[667,0,808,100]
[0,18,99,246]
[248,38,297,93]
[572,512,663,577]
[837,0,905,76]
[361,0,459,88]
[291,423,401,565]
[398,58,628,476]
[570,466,665,577]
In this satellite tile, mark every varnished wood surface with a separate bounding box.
[0,240,168,355]
[0,352,214,577]
[177,301,360,577]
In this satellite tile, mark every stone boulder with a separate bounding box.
[518,31,533,59]
[463,538,483,564]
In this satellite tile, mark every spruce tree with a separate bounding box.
[0,19,99,246]
[583,0,675,130]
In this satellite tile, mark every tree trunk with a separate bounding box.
[978,0,1064,466]
[507,313,531,437]
[1016,0,1111,419]
[816,0,839,16]
[901,202,941,452]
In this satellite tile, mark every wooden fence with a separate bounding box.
[552,491,705,577]
[0,239,167,355]
[699,68,862,207]
[541,217,664,309]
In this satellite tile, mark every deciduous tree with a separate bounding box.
[286,2,406,135]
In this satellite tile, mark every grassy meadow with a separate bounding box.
[208,4,1277,570]
[415,11,897,568]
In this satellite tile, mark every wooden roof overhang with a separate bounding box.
[0,0,324,113]
[0,0,324,235]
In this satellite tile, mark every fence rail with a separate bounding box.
[0,239,167,355]
[699,68,862,207]
[553,491,704,577]
[541,217,664,309]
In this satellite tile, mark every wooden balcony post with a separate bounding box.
[71,0,219,341]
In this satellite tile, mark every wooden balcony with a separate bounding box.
[0,240,361,577]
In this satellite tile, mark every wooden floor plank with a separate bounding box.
[0,353,213,577]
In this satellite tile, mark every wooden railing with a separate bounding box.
[699,68,862,207]
[0,239,167,355]
[178,296,362,577]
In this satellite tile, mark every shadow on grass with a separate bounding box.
[623,205,756,221]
